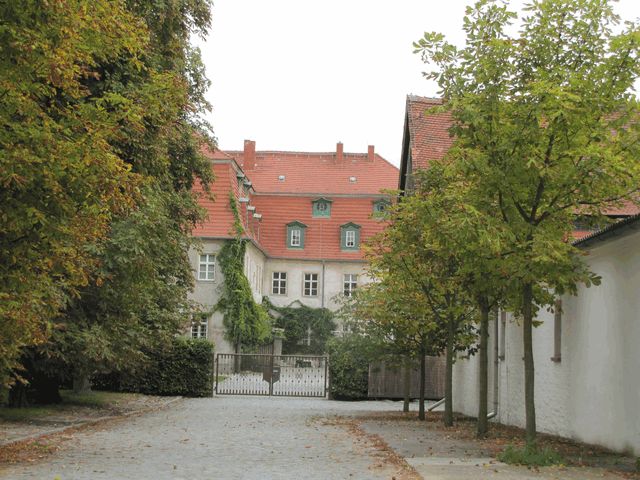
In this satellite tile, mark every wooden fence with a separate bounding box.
[368,356,446,400]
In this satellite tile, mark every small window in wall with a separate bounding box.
[191,319,208,339]
[272,272,287,295]
[287,221,306,249]
[303,273,318,297]
[372,199,391,217]
[312,198,332,217]
[551,299,562,362]
[340,223,361,251]
[499,310,506,360]
[343,274,358,297]
[198,254,215,281]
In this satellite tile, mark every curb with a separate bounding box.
[1,396,184,448]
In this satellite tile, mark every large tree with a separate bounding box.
[415,0,640,444]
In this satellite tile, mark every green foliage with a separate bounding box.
[326,334,380,400]
[498,444,564,467]
[264,299,336,355]
[2,0,215,392]
[95,337,214,397]
[216,194,271,350]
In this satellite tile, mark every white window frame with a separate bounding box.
[343,274,358,297]
[198,254,216,281]
[303,273,319,297]
[345,230,356,248]
[290,229,301,247]
[191,320,208,339]
[272,272,287,295]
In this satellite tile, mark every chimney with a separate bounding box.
[336,142,344,164]
[244,139,256,170]
[367,145,375,162]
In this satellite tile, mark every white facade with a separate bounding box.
[189,240,370,353]
[452,226,640,455]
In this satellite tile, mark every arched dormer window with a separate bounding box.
[312,197,332,217]
[286,221,307,249]
[340,222,361,251]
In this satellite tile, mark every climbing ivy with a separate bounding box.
[216,193,271,351]
[263,298,336,355]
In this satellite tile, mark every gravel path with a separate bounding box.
[0,396,409,480]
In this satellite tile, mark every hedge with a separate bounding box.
[94,337,214,397]
[326,334,372,400]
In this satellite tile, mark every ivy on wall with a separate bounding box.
[215,193,271,351]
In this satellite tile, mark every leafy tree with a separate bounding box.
[415,0,640,444]
[0,0,148,386]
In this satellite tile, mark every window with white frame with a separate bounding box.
[272,272,287,295]
[191,319,208,339]
[303,273,318,297]
[290,229,301,247]
[343,274,358,297]
[345,230,356,248]
[198,254,215,281]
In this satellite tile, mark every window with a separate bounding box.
[343,274,358,297]
[198,254,215,281]
[340,223,361,250]
[290,229,301,246]
[372,199,390,216]
[551,299,562,362]
[345,230,356,248]
[499,310,506,360]
[191,319,208,339]
[303,273,318,297]
[312,198,332,217]
[286,221,307,248]
[272,272,287,295]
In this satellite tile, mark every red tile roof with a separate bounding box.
[406,96,454,171]
[227,150,399,195]
[193,145,398,261]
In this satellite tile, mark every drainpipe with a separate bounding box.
[487,309,499,419]
[321,260,326,308]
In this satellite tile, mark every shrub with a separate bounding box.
[94,337,214,398]
[326,334,376,400]
[497,444,564,466]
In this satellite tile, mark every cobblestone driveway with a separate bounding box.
[0,396,407,480]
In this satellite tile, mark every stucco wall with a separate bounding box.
[452,229,640,455]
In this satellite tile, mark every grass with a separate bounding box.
[0,390,135,422]
[498,444,565,467]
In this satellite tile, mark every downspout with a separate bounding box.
[487,309,499,419]
[321,260,326,308]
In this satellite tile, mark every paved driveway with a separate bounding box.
[0,396,406,480]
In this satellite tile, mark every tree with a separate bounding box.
[415,0,640,444]
[0,0,148,386]
[3,0,216,400]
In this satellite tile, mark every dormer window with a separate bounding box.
[287,221,307,249]
[312,198,332,218]
[372,199,391,217]
[340,223,361,251]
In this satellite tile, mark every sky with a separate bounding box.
[194,0,640,167]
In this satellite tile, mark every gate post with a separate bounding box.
[268,352,275,396]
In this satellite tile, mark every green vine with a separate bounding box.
[216,193,270,351]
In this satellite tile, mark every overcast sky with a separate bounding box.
[194,0,640,167]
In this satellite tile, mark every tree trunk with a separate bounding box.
[234,342,241,373]
[403,356,411,413]
[444,313,455,427]
[418,349,426,420]
[523,282,537,446]
[477,299,490,437]
[8,382,28,408]
[73,372,92,395]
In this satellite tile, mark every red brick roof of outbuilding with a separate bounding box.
[225,150,399,194]
[406,95,454,171]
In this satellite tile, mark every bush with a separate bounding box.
[94,337,214,398]
[497,444,564,466]
[326,334,376,400]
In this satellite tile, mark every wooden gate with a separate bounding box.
[215,353,328,397]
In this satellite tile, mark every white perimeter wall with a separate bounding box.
[453,229,640,455]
